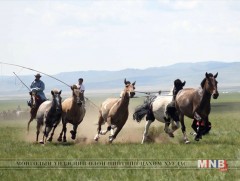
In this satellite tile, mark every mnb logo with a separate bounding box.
[198,160,228,171]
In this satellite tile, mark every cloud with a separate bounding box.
[0,0,239,75]
[157,0,200,10]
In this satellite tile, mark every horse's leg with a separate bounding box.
[164,117,174,137]
[28,108,37,132]
[100,116,111,135]
[110,127,115,136]
[27,116,34,132]
[36,121,42,143]
[57,126,64,142]
[106,116,112,132]
[36,119,43,142]
[62,122,67,142]
[109,125,123,143]
[142,120,152,144]
[70,124,79,140]
[40,126,47,144]
[179,114,190,144]
[57,117,65,142]
[48,125,57,142]
[94,114,105,141]
[171,121,180,135]
[196,116,210,139]
[202,117,211,135]
[190,119,198,137]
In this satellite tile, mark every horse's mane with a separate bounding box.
[200,73,214,88]
[200,78,206,88]
[125,81,131,85]
[72,84,78,89]
[51,89,61,94]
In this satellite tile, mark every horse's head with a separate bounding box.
[201,72,219,99]
[51,89,62,112]
[124,78,136,98]
[71,85,83,106]
[29,91,41,109]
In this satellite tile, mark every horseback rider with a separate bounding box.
[165,79,186,122]
[27,73,47,106]
[76,78,85,94]
[76,78,85,103]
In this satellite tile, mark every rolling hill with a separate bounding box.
[0,61,239,99]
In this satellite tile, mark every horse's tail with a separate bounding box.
[133,103,149,123]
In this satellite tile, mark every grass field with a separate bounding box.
[0,93,239,180]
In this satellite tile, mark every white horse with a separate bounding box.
[133,79,186,144]
[36,89,62,144]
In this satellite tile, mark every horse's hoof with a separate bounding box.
[63,139,67,142]
[168,133,174,138]
[194,137,199,141]
[185,140,190,144]
[194,135,202,141]
[39,140,44,144]
[109,136,114,143]
[190,132,197,136]
[57,138,62,142]
[94,135,99,141]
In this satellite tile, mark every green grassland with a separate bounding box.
[0,93,239,180]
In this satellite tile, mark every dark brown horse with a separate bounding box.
[94,79,136,143]
[27,91,45,131]
[175,72,219,143]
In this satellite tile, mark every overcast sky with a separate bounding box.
[0,0,239,75]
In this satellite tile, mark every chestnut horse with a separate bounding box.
[94,79,136,143]
[27,91,45,131]
[57,85,86,142]
[175,72,219,143]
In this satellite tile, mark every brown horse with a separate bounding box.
[27,91,45,131]
[57,85,86,142]
[175,72,219,143]
[94,79,136,143]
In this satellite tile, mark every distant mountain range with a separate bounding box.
[0,61,239,98]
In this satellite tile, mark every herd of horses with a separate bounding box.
[27,72,219,144]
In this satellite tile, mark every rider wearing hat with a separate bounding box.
[27,73,47,106]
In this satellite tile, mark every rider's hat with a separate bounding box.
[35,73,41,77]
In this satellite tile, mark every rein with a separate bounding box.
[135,90,171,96]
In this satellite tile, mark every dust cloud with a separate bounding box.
[25,100,176,145]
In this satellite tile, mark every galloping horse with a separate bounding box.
[94,79,136,143]
[27,91,45,131]
[57,85,86,142]
[175,72,219,143]
[36,89,62,143]
[133,79,186,143]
